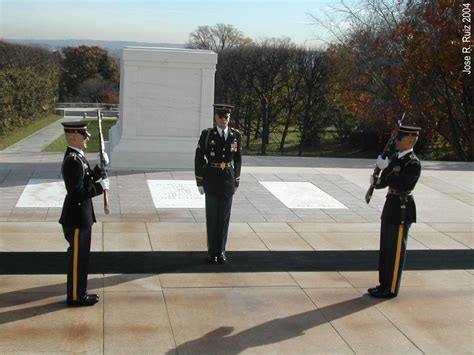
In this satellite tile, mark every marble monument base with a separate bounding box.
[108,131,198,170]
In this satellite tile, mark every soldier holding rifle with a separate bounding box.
[59,120,110,306]
[367,124,422,298]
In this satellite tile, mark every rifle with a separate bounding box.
[365,112,406,204]
[97,109,110,214]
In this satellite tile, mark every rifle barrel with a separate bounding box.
[97,110,110,214]
[364,112,405,204]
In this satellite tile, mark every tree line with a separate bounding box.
[326,0,472,161]
[189,0,471,161]
[1,0,470,160]
[59,45,119,104]
[214,40,340,157]
[0,42,59,133]
[0,41,119,134]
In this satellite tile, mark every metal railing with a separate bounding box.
[60,110,119,118]
[56,102,119,109]
[55,103,119,118]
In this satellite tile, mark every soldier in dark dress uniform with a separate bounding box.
[368,125,422,298]
[194,104,242,264]
[59,121,109,306]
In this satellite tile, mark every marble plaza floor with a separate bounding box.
[1,271,473,354]
[0,121,473,354]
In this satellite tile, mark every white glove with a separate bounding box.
[98,152,109,166]
[198,186,205,195]
[376,155,389,170]
[99,178,110,190]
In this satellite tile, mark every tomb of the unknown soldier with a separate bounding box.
[108,46,217,170]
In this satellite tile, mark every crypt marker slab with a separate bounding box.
[147,180,204,208]
[16,179,65,208]
[259,181,347,209]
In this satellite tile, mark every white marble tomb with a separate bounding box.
[147,180,205,208]
[16,179,65,208]
[108,47,218,170]
[259,181,347,209]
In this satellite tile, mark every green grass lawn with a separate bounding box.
[44,118,117,153]
[243,126,373,158]
[0,114,62,151]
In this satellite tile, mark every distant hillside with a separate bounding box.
[5,39,186,59]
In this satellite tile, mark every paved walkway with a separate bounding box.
[0,118,473,354]
[2,117,78,153]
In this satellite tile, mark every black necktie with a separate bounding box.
[221,129,225,141]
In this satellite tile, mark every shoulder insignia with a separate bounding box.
[68,152,78,160]
[231,127,241,134]
[65,152,85,176]
[403,153,419,168]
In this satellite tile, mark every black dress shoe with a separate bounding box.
[207,255,218,264]
[86,293,99,300]
[369,290,397,299]
[367,285,382,294]
[217,253,227,264]
[67,295,99,307]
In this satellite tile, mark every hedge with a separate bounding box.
[0,41,60,133]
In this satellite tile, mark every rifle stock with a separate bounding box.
[97,109,110,214]
[365,112,405,204]
[364,168,379,204]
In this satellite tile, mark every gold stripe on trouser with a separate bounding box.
[73,228,79,301]
[391,224,404,293]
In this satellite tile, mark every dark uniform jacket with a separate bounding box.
[375,151,421,224]
[59,147,104,228]
[195,127,242,196]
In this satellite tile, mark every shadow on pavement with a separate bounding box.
[0,274,154,325]
[1,250,472,274]
[166,294,386,354]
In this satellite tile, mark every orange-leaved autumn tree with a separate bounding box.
[399,0,472,160]
[60,45,119,101]
[325,0,472,160]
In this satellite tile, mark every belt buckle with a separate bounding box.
[219,162,225,170]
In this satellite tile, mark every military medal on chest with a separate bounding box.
[231,140,238,152]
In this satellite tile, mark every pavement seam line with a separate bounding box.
[161,287,179,353]
[339,272,426,354]
[145,222,154,251]
[300,286,356,354]
[372,302,425,353]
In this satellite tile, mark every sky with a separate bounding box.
[0,0,358,47]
